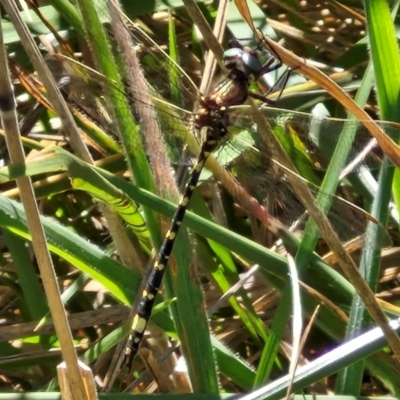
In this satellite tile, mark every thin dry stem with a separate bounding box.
[198,0,229,95]
[0,3,89,399]
[182,0,225,66]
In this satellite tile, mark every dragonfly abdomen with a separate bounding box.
[123,123,222,369]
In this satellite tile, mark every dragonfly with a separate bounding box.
[11,5,398,375]
[119,41,291,368]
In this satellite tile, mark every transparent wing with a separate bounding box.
[10,4,398,255]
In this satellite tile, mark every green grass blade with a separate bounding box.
[336,0,400,394]
[75,0,159,242]
[71,174,151,246]
[4,231,48,321]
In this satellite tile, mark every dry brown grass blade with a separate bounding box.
[198,0,229,95]
[8,60,55,111]
[182,0,224,64]
[57,361,97,400]
[234,0,257,32]
[0,2,90,399]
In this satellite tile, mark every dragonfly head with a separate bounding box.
[223,47,263,79]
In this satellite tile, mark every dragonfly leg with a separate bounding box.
[258,56,282,78]
[248,91,276,105]
[228,38,245,50]
[264,67,292,101]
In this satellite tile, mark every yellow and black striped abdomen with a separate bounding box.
[122,126,225,369]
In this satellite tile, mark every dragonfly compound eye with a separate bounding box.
[223,48,263,78]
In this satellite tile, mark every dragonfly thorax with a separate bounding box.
[195,104,228,139]
[207,71,250,108]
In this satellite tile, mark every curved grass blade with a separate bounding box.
[71,175,150,246]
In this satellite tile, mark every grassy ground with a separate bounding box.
[0,0,399,398]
